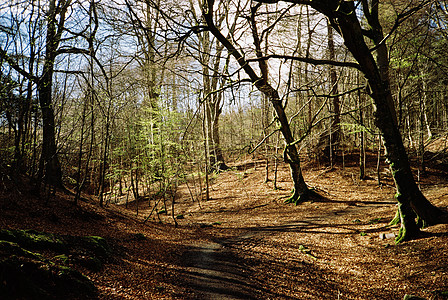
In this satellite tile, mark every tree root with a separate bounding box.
[395,225,421,244]
[389,209,400,226]
[283,188,319,205]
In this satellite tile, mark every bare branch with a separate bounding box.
[246,54,362,70]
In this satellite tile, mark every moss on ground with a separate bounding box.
[0,229,111,299]
[0,229,66,251]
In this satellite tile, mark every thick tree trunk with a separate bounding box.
[36,0,66,189]
[328,1,444,242]
[37,67,63,188]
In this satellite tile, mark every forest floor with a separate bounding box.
[1,152,448,299]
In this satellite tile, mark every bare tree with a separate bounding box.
[199,0,311,203]
[256,0,445,242]
[0,0,99,189]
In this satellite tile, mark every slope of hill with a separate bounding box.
[1,156,447,299]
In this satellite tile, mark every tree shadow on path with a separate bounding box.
[179,242,261,299]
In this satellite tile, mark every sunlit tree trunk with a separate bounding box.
[203,0,310,203]
[327,21,341,165]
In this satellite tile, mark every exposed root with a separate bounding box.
[283,188,321,205]
[389,209,400,226]
[395,225,421,244]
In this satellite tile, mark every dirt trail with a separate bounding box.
[134,159,447,299]
[181,237,259,299]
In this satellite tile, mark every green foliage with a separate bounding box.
[298,244,317,259]
[368,218,382,224]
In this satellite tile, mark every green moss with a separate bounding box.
[416,216,428,229]
[0,240,43,260]
[53,254,70,265]
[284,188,309,205]
[0,230,110,298]
[389,209,400,226]
[81,236,111,257]
[0,229,66,251]
[0,252,97,299]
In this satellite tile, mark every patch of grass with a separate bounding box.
[368,217,382,224]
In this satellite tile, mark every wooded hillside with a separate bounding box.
[1,0,448,299]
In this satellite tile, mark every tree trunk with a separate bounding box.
[211,107,228,171]
[203,0,309,203]
[36,0,67,189]
[37,67,63,188]
[268,88,309,204]
[359,79,366,180]
[328,20,341,162]
[326,1,444,242]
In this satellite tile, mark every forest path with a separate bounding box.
[140,159,447,299]
[178,200,396,299]
[181,232,260,299]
